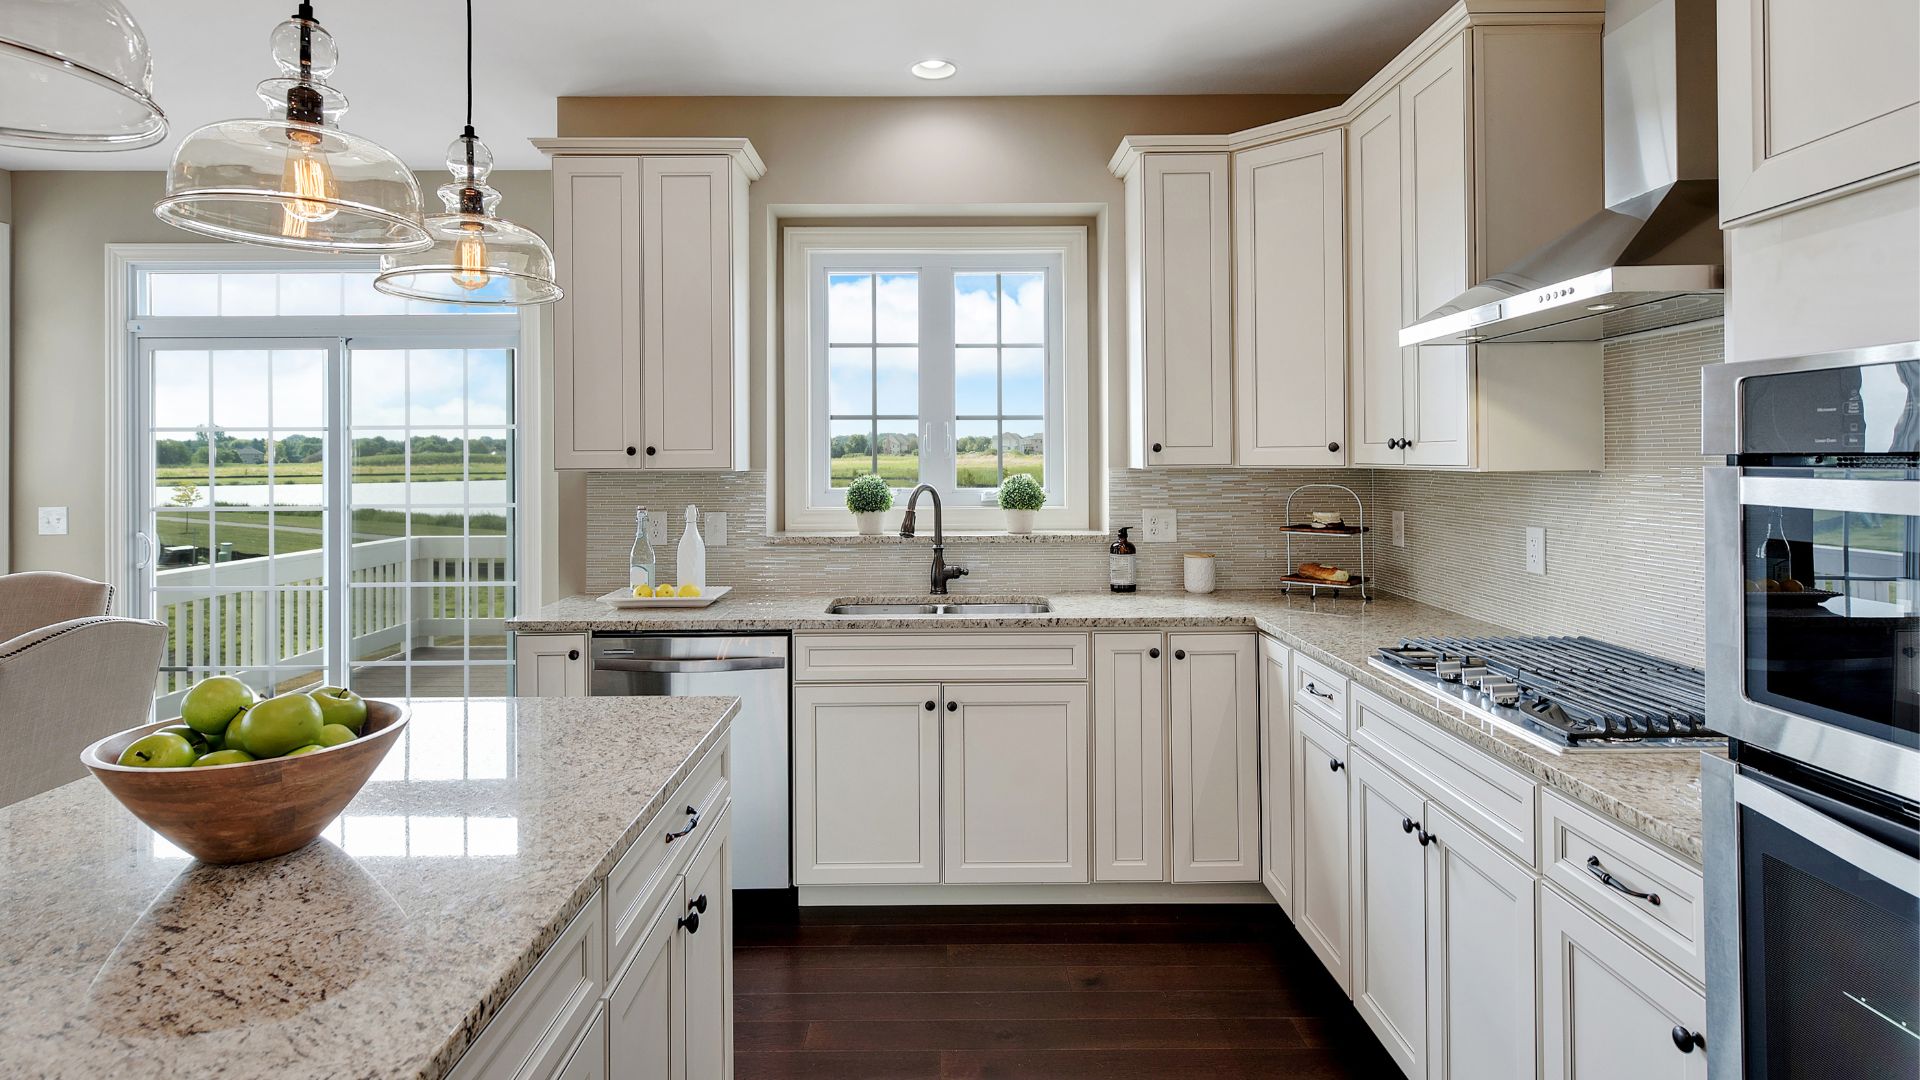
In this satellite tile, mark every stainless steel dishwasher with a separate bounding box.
[589,633,789,890]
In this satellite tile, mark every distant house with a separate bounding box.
[1000,432,1043,455]
[234,446,265,465]
[876,431,919,456]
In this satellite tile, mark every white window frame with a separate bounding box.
[782,226,1089,532]
[102,242,548,626]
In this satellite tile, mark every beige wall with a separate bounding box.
[5,169,552,584]
[555,94,1337,583]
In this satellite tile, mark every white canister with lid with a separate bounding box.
[1183,552,1216,594]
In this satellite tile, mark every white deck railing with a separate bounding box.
[153,535,509,708]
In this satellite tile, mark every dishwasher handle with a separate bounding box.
[595,655,787,674]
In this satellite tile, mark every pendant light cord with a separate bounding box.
[464,0,475,138]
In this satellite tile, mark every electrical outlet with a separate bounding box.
[1141,509,1177,543]
[706,512,728,548]
[643,513,665,546]
[1391,511,1406,548]
[37,507,68,536]
[1525,527,1547,575]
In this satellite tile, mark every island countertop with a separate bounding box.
[0,695,738,1080]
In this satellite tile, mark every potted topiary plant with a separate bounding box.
[997,474,1046,534]
[845,474,893,534]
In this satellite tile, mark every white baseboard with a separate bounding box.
[796,881,1277,907]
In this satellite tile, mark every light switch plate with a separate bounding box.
[1525,527,1547,575]
[1141,509,1177,543]
[37,506,68,536]
[1391,511,1406,548]
[706,512,728,548]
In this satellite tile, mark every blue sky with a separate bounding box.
[826,270,1045,421]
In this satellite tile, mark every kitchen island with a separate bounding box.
[0,695,738,1080]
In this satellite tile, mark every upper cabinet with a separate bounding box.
[538,139,764,471]
[1719,0,1920,224]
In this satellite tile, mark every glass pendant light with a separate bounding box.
[154,3,428,253]
[374,0,561,306]
[0,0,167,149]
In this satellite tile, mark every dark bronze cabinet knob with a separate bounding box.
[924,700,936,710]
[625,446,637,456]
[567,649,580,661]
[1151,442,1163,453]
[1328,441,1340,452]
[1670,1027,1704,1054]
[645,446,657,456]
[1148,648,1161,659]
[947,700,958,712]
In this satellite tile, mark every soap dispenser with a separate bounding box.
[1109,526,1137,593]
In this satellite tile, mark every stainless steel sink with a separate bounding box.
[826,600,1051,616]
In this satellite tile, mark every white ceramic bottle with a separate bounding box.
[677,505,706,590]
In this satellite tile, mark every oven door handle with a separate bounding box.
[595,656,787,674]
[1738,474,1917,516]
[1734,774,1920,897]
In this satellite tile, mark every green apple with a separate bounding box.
[180,675,257,735]
[118,732,199,768]
[157,724,211,754]
[309,686,369,734]
[283,744,325,757]
[230,692,324,758]
[315,724,357,747]
[192,749,257,767]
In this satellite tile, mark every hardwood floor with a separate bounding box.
[734,896,1399,1080]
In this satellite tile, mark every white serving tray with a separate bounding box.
[597,585,732,609]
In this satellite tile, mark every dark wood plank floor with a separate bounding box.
[734,896,1399,1080]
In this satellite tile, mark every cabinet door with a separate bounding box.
[552,156,643,469]
[515,634,589,697]
[1092,632,1167,882]
[1293,713,1352,991]
[1540,885,1708,1080]
[1139,152,1233,466]
[793,683,941,884]
[1350,752,1429,1079]
[1258,638,1294,913]
[681,805,732,1080]
[1424,802,1535,1080]
[1401,31,1472,325]
[1721,0,1920,223]
[554,1007,609,1080]
[1234,131,1348,467]
[1404,344,1474,468]
[641,156,740,470]
[943,682,1090,884]
[607,884,685,1080]
[1348,91,1407,466]
[1168,633,1259,882]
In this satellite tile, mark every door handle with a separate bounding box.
[1586,856,1661,905]
[1305,682,1334,701]
[594,656,785,674]
[663,805,702,844]
[1329,758,1344,772]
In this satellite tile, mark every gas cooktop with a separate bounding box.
[1370,635,1722,753]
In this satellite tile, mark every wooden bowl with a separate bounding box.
[81,700,409,865]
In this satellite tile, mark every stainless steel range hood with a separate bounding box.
[1402,0,1721,346]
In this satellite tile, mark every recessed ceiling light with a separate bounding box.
[1586,303,1617,312]
[911,59,957,80]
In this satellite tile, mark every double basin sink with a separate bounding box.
[826,599,1052,616]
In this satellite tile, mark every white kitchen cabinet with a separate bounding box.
[1258,637,1293,913]
[1540,884,1708,1080]
[942,682,1090,884]
[1720,0,1919,224]
[606,882,684,1080]
[1402,31,1473,327]
[1348,89,1409,468]
[1168,633,1259,882]
[1233,130,1347,466]
[679,808,732,1080]
[1126,152,1233,467]
[449,892,604,1080]
[1349,752,1430,1078]
[539,140,762,471]
[1424,802,1536,1080]
[552,1006,607,1080]
[792,683,941,885]
[1092,633,1167,882]
[1293,711,1352,991]
[514,634,589,698]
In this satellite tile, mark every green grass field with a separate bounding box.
[156,508,505,561]
[157,459,507,487]
[831,452,1041,489]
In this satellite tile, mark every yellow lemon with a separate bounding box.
[631,583,654,598]
[677,583,702,597]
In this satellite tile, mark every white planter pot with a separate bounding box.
[853,511,885,535]
[1004,509,1037,534]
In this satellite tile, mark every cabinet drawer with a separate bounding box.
[1541,790,1705,985]
[794,632,1089,682]
[1350,684,1536,864]
[1291,651,1348,730]
[450,890,605,1080]
[605,742,728,972]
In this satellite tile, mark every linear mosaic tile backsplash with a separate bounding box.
[583,324,1723,666]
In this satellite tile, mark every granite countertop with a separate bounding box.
[0,695,738,1080]
[511,589,1707,863]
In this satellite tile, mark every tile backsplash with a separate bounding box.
[582,323,1723,666]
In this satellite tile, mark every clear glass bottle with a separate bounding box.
[629,508,656,588]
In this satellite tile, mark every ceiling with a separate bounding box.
[1,0,1452,171]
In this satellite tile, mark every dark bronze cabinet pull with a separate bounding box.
[1670,1026,1704,1053]
[1586,856,1661,905]
[1174,649,1187,660]
[567,649,580,661]
[1327,441,1340,452]
[947,700,958,712]
[690,893,708,915]
[1403,817,1418,834]
[1305,682,1333,701]
[1151,442,1163,453]
[1149,647,1161,659]
[924,700,936,710]
[678,910,701,934]
[1417,828,1436,847]
[1329,758,1344,772]
[664,805,701,844]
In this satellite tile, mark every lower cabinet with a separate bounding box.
[554,1007,608,1080]
[516,633,589,697]
[1423,802,1535,1080]
[1257,637,1293,913]
[1350,753,1430,1076]
[606,803,733,1080]
[1168,633,1260,882]
[1539,884,1708,1080]
[1292,710,1352,991]
[944,682,1090,883]
[1092,632,1168,882]
[792,683,942,884]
